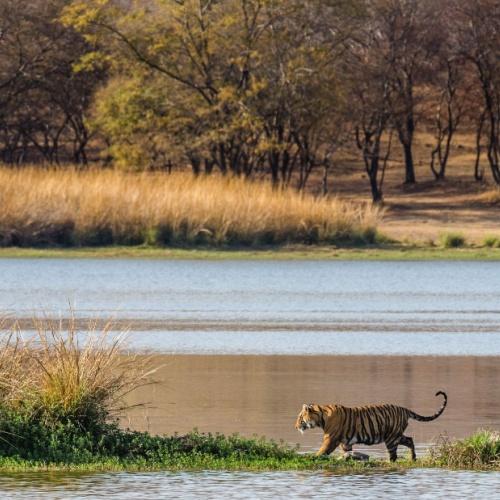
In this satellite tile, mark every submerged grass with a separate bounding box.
[0,167,380,248]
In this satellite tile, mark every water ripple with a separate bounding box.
[0,469,498,499]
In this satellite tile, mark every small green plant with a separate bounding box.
[439,232,466,248]
[483,235,500,248]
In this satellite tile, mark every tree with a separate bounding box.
[429,57,468,181]
[64,0,356,188]
[455,0,500,183]
[0,0,103,164]
[376,0,442,184]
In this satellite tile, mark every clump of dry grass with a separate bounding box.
[477,188,500,205]
[0,167,381,247]
[0,316,154,426]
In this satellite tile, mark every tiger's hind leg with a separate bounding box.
[385,440,399,462]
[341,444,352,453]
[399,435,416,461]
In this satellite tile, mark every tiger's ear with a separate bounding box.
[302,403,313,411]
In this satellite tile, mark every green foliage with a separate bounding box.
[439,232,466,248]
[430,431,500,469]
[0,414,396,472]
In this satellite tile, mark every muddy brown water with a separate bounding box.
[124,355,500,457]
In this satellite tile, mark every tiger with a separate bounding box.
[295,391,447,461]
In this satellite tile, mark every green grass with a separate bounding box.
[0,416,396,472]
[1,245,500,260]
[429,430,500,470]
[0,426,497,472]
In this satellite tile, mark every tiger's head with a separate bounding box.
[295,404,323,434]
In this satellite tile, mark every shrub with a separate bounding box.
[439,232,466,248]
[430,431,500,469]
[483,235,500,248]
[0,317,154,430]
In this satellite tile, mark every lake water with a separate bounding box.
[0,258,499,497]
[3,259,500,355]
[0,469,499,499]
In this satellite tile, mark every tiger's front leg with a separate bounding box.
[316,435,340,456]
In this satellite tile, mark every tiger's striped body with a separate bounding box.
[295,391,447,461]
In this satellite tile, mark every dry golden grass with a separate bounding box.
[0,166,381,247]
[478,188,500,205]
[0,316,155,425]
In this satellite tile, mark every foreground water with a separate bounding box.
[0,259,499,496]
[1,469,499,499]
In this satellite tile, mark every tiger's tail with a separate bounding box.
[408,391,447,422]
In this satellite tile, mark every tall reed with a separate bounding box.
[0,167,381,247]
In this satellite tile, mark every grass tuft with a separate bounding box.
[0,167,381,248]
[439,232,466,248]
[478,188,500,205]
[0,316,155,435]
[429,430,500,469]
[483,235,500,248]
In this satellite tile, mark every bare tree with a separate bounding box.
[455,0,500,183]
[430,58,467,180]
[376,0,442,184]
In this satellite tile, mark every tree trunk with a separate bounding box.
[402,142,416,184]
[474,110,485,181]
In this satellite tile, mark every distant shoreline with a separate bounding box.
[1,245,500,260]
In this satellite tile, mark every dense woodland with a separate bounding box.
[0,0,498,201]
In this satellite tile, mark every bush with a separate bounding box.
[439,232,466,248]
[0,317,154,431]
[430,431,500,469]
[483,235,500,248]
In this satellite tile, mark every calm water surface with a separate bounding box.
[0,259,499,497]
[1,259,500,355]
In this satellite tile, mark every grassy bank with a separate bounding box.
[1,245,500,260]
[0,427,498,473]
[0,167,379,248]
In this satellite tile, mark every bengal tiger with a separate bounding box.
[294,391,447,461]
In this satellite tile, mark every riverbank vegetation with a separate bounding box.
[0,168,380,248]
[0,319,498,472]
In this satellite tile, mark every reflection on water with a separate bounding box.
[0,469,498,499]
[124,355,500,456]
[123,329,500,355]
